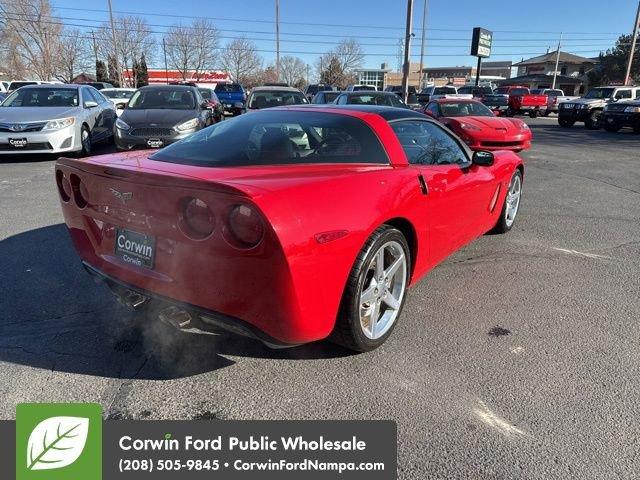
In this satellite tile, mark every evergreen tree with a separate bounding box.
[107,55,120,87]
[588,35,639,85]
[138,54,149,87]
[96,60,108,83]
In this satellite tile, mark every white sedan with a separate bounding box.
[101,88,136,116]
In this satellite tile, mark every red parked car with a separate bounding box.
[423,98,532,152]
[494,86,548,118]
[55,106,524,352]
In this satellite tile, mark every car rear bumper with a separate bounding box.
[0,126,80,154]
[82,262,298,348]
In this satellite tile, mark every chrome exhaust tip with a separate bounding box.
[158,306,193,329]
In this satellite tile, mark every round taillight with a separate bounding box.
[227,204,264,248]
[56,170,71,202]
[180,197,214,239]
[70,174,87,208]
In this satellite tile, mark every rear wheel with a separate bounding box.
[492,170,522,234]
[585,110,602,130]
[506,107,515,117]
[542,109,551,117]
[332,226,410,352]
[558,118,574,128]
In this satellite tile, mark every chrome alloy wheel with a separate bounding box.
[505,173,522,228]
[359,240,407,340]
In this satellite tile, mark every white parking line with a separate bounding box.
[473,400,529,439]
[553,248,609,260]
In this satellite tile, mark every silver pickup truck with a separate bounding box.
[531,89,580,116]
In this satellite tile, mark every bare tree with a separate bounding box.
[279,55,306,87]
[55,29,91,83]
[0,0,62,80]
[164,20,219,81]
[334,38,365,75]
[220,37,263,84]
[96,16,155,86]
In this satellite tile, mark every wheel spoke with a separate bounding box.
[360,280,377,304]
[375,248,385,279]
[382,292,400,310]
[369,302,380,337]
[384,254,404,280]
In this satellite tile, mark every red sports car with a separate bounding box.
[56,105,524,351]
[423,98,532,152]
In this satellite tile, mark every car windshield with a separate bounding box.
[102,90,134,99]
[248,91,307,109]
[440,102,493,117]
[215,84,242,93]
[150,110,389,167]
[510,88,529,96]
[128,88,196,109]
[493,87,510,94]
[1,88,79,107]
[584,88,614,99]
[434,87,457,95]
[323,92,340,102]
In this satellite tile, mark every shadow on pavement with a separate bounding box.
[0,224,352,380]
[528,122,640,147]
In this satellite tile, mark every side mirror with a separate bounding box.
[115,103,126,110]
[84,100,98,108]
[472,150,494,166]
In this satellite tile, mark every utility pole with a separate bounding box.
[552,32,563,89]
[275,0,281,82]
[625,0,640,86]
[418,0,428,90]
[163,37,169,84]
[107,0,121,86]
[401,0,414,103]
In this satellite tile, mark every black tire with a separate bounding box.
[558,118,574,128]
[542,109,551,117]
[492,169,523,234]
[506,107,515,117]
[585,110,602,130]
[634,124,640,134]
[529,110,538,119]
[78,124,92,157]
[604,124,622,133]
[332,226,410,352]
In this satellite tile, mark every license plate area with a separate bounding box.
[115,229,156,269]
[8,138,28,148]
[147,138,164,148]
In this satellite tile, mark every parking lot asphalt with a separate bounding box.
[1,117,639,479]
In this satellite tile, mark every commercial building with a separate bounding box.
[121,69,232,87]
[421,61,512,87]
[354,64,392,91]
[514,51,597,78]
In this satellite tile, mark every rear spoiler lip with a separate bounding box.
[55,156,266,198]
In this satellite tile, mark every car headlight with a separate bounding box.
[175,118,199,132]
[42,117,75,130]
[460,122,481,131]
[115,118,130,130]
[625,106,640,113]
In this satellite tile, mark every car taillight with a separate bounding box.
[56,169,71,202]
[226,204,264,248]
[70,174,88,208]
[180,197,214,240]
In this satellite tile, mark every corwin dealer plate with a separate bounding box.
[8,138,28,148]
[115,228,156,268]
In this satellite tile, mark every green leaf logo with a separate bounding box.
[26,416,89,471]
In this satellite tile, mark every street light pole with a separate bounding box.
[418,0,428,90]
[401,0,414,103]
[275,0,281,82]
[552,32,563,89]
[107,0,121,86]
[624,0,640,86]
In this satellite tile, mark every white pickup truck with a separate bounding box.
[531,89,580,116]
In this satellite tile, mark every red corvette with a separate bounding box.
[423,98,532,152]
[56,106,524,351]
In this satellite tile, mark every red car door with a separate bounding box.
[389,119,498,264]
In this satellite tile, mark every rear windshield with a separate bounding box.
[102,90,134,99]
[215,83,243,93]
[150,110,389,167]
[510,88,529,96]
[8,81,38,90]
[353,85,376,91]
[248,90,307,109]
[128,88,196,109]
[1,88,79,107]
[434,87,457,95]
[348,94,405,107]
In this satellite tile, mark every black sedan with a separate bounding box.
[601,100,640,133]
[114,85,211,150]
